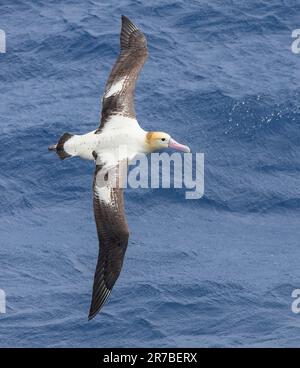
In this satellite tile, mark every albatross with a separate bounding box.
[49,15,190,320]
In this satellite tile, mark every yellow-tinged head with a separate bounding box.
[145,131,190,153]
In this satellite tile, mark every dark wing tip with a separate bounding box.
[88,286,111,321]
[121,15,138,31]
[120,15,147,51]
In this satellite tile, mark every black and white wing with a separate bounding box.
[88,164,129,320]
[97,15,148,130]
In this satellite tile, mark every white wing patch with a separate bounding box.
[105,77,126,98]
[101,115,140,132]
[95,185,112,205]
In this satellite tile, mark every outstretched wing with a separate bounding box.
[88,164,129,320]
[97,15,148,130]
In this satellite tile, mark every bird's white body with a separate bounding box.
[64,116,148,164]
[49,16,190,320]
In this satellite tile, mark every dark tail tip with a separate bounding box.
[48,132,73,160]
[57,132,73,150]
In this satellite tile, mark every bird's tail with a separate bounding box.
[48,132,74,160]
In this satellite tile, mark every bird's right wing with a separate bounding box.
[88,163,129,320]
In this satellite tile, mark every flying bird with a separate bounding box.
[49,16,190,320]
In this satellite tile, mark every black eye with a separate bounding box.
[161,138,166,142]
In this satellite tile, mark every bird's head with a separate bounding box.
[146,132,190,153]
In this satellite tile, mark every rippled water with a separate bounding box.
[0,0,300,347]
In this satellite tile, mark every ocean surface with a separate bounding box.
[0,0,300,347]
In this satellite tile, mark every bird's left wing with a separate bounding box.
[97,15,148,131]
[88,162,129,320]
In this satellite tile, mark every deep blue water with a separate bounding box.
[0,0,300,347]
